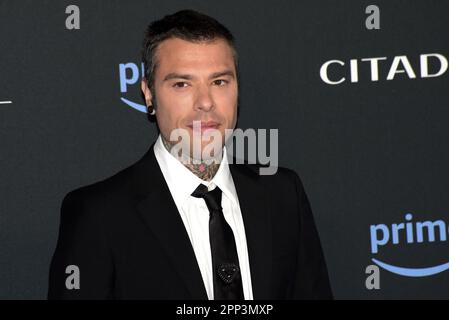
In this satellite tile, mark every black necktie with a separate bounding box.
[191,184,244,300]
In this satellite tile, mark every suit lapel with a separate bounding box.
[133,144,208,299]
[230,164,273,300]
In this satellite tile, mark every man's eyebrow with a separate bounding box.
[162,70,236,82]
[209,70,235,79]
[163,73,195,81]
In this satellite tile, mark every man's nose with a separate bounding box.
[194,85,214,112]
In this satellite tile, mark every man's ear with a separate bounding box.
[141,79,153,106]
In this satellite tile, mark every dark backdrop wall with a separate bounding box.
[1,0,448,299]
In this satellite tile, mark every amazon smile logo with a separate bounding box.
[370,213,449,277]
[119,62,147,113]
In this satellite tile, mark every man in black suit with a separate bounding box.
[48,9,332,300]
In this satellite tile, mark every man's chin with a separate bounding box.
[165,127,225,161]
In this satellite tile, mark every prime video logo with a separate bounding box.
[119,62,147,113]
[370,213,449,277]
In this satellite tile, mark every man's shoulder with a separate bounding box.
[231,159,300,180]
[61,153,150,209]
[229,160,304,192]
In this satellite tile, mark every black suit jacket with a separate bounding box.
[48,142,333,299]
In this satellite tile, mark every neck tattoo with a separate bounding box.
[161,136,221,182]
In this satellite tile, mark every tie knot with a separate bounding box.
[191,184,222,212]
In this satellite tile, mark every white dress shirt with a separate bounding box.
[153,134,254,300]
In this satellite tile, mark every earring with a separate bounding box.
[147,105,155,115]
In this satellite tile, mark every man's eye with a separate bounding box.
[173,82,188,88]
[213,79,228,86]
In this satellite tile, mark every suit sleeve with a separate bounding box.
[47,191,114,299]
[290,171,333,299]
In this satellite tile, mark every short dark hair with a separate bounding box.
[141,9,238,94]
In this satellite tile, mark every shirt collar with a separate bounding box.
[153,134,239,209]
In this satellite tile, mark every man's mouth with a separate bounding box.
[187,121,221,133]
